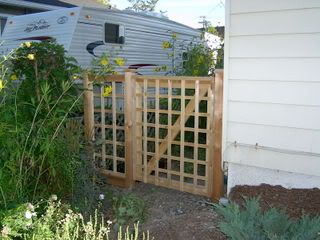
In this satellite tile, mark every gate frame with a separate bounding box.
[83,69,224,202]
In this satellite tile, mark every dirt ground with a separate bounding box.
[230,184,320,218]
[106,182,226,240]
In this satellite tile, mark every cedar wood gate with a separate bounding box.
[83,70,224,202]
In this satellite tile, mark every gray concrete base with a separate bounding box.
[227,163,320,194]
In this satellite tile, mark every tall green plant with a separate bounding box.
[9,41,80,119]
[158,32,215,76]
[181,42,214,76]
[0,41,81,208]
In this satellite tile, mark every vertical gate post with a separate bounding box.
[211,69,224,202]
[83,72,95,142]
[124,69,136,188]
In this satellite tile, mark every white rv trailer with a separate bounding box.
[0,6,200,75]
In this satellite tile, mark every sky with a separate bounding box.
[110,0,225,28]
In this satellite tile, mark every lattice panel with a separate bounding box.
[93,79,126,177]
[133,76,214,196]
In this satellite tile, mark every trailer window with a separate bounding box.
[105,22,124,44]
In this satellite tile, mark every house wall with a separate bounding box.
[224,0,320,193]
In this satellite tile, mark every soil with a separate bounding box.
[105,182,226,240]
[229,184,320,218]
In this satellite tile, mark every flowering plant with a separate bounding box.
[90,52,126,99]
[157,26,218,76]
[0,41,82,209]
[90,52,126,77]
[181,41,215,76]
[9,40,80,111]
[0,197,150,240]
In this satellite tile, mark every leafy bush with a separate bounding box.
[112,194,145,228]
[9,41,81,119]
[181,42,215,76]
[216,198,320,240]
[158,30,218,76]
[0,41,81,208]
[0,197,151,240]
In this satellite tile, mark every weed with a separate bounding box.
[112,194,145,228]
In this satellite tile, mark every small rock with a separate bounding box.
[177,209,184,215]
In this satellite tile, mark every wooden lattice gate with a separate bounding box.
[83,70,224,201]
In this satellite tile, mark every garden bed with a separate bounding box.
[229,184,320,218]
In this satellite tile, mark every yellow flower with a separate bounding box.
[103,86,112,97]
[27,54,35,60]
[0,80,5,91]
[72,75,78,80]
[162,41,171,49]
[10,74,18,81]
[172,33,177,40]
[114,58,125,67]
[100,58,109,66]
[24,42,32,48]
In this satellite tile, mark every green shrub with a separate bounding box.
[181,42,215,76]
[9,40,81,119]
[0,197,151,240]
[215,198,320,240]
[0,41,81,208]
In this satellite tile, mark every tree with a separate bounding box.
[96,0,111,7]
[127,0,159,12]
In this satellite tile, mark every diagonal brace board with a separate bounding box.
[146,87,208,174]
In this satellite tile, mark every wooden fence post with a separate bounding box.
[211,69,224,202]
[124,69,136,188]
[83,72,94,142]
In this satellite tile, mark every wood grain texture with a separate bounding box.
[83,72,95,142]
[212,70,224,202]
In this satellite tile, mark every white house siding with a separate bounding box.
[224,0,320,193]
